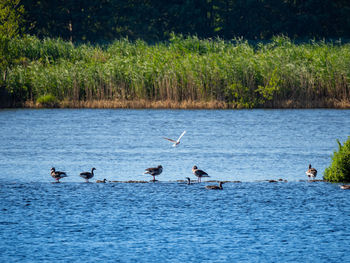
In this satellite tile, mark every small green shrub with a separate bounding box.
[324,137,350,182]
[36,93,58,107]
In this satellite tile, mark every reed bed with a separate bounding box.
[1,35,349,108]
[23,98,350,109]
[24,99,231,109]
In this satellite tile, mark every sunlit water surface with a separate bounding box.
[0,109,349,262]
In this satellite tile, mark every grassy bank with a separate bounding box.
[1,35,350,108]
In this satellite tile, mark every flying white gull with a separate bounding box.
[163,131,186,147]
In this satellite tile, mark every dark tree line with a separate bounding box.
[14,0,350,42]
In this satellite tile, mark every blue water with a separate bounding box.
[0,109,349,262]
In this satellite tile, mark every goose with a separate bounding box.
[192,165,209,182]
[144,165,163,181]
[80,168,96,182]
[50,167,67,182]
[306,164,317,179]
[205,182,224,190]
[163,131,186,147]
[340,185,350,190]
[186,177,192,185]
[96,179,107,183]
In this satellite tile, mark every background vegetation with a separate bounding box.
[324,137,350,183]
[0,0,350,108]
[19,0,350,42]
[1,35,349,108]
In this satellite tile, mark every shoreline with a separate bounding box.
[16,99,350,109]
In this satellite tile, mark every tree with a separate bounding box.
[17,0,350,42]
[0,0,25,38]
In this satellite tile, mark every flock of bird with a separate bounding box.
[50,131,349,190]
[50,164,218,188]
[49,131,223,189]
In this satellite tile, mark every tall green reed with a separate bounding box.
[2,35,349,108]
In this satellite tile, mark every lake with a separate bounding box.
[0,109,349,262]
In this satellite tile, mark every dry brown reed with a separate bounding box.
[24,98,350,109]
[62,99,230,109]
[263,98,350,109]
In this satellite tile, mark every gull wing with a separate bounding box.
[176,131,186,142]
[163,137,177,143]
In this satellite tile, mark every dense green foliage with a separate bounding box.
[18,0,350,42]
[324,137,350,182]
[0,0,24,38]
[1,35,349,107]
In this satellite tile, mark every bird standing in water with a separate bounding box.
[50,167,67,183]
[144,165,163,182]
[192,165,209,182]
[306,164,317,179]
[80,168,96,182]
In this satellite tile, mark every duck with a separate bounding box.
[96,179,107,183]
[306,164,317,179]
[205,182,224,190]
[192,165,209,182]
[50,167,67,183]
[144,165,163,182]
[340,185,350,190]
[80,167,96,182]
[163,131,186,147]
